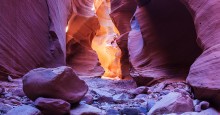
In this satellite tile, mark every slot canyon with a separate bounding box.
[0,0,220,115]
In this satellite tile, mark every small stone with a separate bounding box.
[0,103,13,114]
[11,88,25,97]
[137,107,147,114]
[113,93,129,103]
[7,76,13,82]
[130,86,148,95]
[10,99,21,105]
[134,94,148,102]
[194,101,209,112]
[6,105,41,115]
[120,108,140,115]
[194,105,202,112]
[193,99,200,106]
[81,94,93,104]
[0,88,4,94]
[97,95,114,103]
[70,104,105,115]
[34,97,71,115]
[146,99,156,112]
[4,93,12,98]
[106,109,120,115]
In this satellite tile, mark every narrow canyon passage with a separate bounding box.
[0,0,220,115]
[91,0,122,79]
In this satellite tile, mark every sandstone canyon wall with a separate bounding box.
[110,0,137,79]
[110,0,220,107]
[0,0,71,78]
[1,0,220,108]
[180,0,220,107]
[0,0,104,78]
[66,0,104,77]
[92,0,122,79]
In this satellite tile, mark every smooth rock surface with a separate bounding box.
[182,0,220,107]
[23,66,88,103]
[34,97,71,115]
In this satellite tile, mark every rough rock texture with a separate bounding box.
[34,97,71,115]
[180,0,220,107]
[66,0,104,77]
[148,92,194,115]
[6,105,41,115]
[110,0,137,79]
[22,66,88,103]
[0,0,71,78]
[127,0,202,85]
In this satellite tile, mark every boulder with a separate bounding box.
[6,105,41,115]
[34,97,71,115]
[148,92,194,115]
[23,66,88,103]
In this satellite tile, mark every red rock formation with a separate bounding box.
[66,0,104,77]
[0,0,71,78]
[128,0,201,85]
[92,0,122,79]
[180,0,220,107]
[110,0,137,79]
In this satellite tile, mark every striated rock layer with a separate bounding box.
[92,0,122,79]
[127,0,201,85]
[0,0,104,78]
[110,0,137,79]
[66,0,104,77]
[180,0,220,107]
[0,0,71,78]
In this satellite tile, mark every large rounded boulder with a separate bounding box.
[22,66,88,104]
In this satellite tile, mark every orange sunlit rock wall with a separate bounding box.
[66,0,104,77]
[92,0,122,79]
